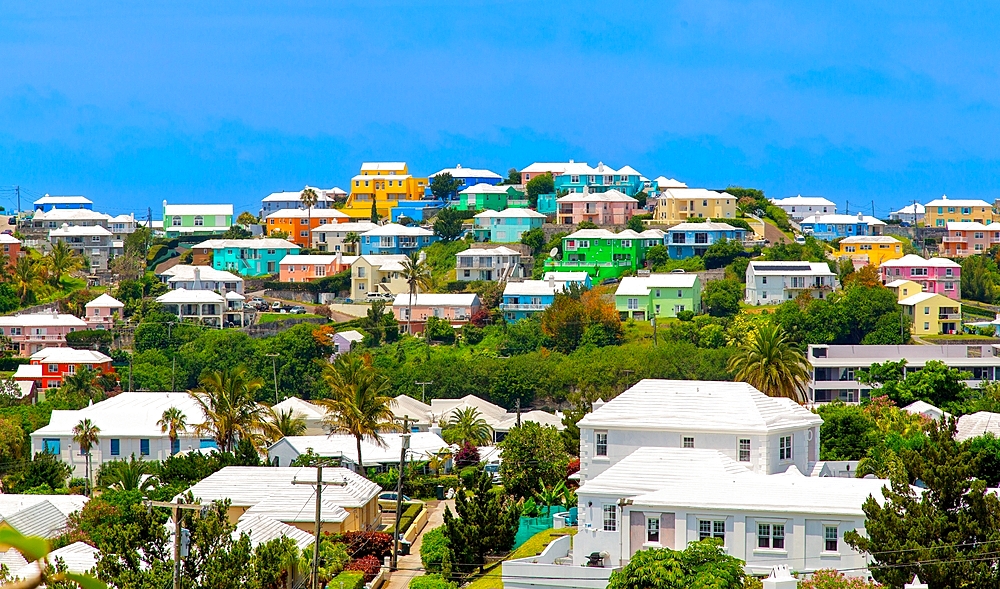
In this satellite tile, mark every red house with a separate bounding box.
[15,347,114,390]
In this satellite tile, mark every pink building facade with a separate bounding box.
[279,254,356,283]
[880,254,962,300]
[556,190,638,226]
[0,314,88,357]
[391,293,481,334]
[84,294,125,330]
[940,222,1000,257]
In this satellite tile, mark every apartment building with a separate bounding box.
[745,261,837,305]
[341,162,429,220]
[881,255,961,300]
[654,188,737,223]
[665,222,746,259]
[555,189,638,225]
[924,195,997,227]
[278,254,355,282]
[835,236,903,267]
[454,246,522,281]
[162,201,233,237]
[0,313,88,357]
[769,195,836,220]
[940,222,1000,256]
[312,221,377,253]
[48,224,114,272]
[799,213,885,241]
[350,255,411,297]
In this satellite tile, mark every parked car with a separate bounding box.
[366,292,393,302]
[289,306,306,314]
[249,297,265,307]
[600,277,619,286]
[271,301,282,311]
[377,492,423,512]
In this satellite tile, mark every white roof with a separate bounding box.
[261,187,339,203]
[49,224,112,237]
[392,395,432,423]
[85,293,124,308]
[241,495,349,524]
[432,166,502,180]
[279,254,346,265]
[838,235,901,244]
[902,401,949,421]
[668,222,742,232]
[32,208,110,222]
[234,514,315,550]
[580,447,755,496]
[314,221,378,233]
[163,203,234,216]
[455,246,521,257]
[655,177,687,189]
[273,432,452,466]
[160,265,244,282]
[3,500,77,539]
[108,213,136,223]
[520,161,590,175]
[156,288,226,304]
[947,221,992,230]
[337,330,365,343]
[770,195,837,207]
[615,274,698,296]
[503,280,564,297]
[494,410,564,432]
[12,542,98,580]
[29,347,111,364]
[881,254,960,268]
[225,291,245,301]
[564,228,618,239]
[659,188,731,201]
[0,234,19,244]
[360,162,407,171]
[32,392,207,438]
[196,238,299,250]
[459,183,511,195]
[0,313,87,328]
[925,196,993,208]
[13,364,42,379]
[748,261,835,277]
[0,495,88,520]
[430,395,508,422]
[577,379,822,433]
[33,195,93,206]
[956,412,1000,441]
[542,271,590,283]
[361,223,434,237]
[272,397,326,422]
[355,255,410,271]
[473,208,546,219]
[892,203,925,215]
[800,213,885,225]
[898,292,945,306]
[264,208,348,220]
[886,279,919,288]
[392,293,479,307]
[186,466,380,508]
[556,189,637,203]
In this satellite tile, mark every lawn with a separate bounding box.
[258,313,323,324]
[465,528,577,589]
[923,334,1000,342]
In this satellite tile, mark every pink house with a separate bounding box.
[881,254,961,300]
[279,254,356,283]
[940,222,1000,257]
[556,189,638,226]
[84,293,125,330]
[0,313,88,357]
[391,293,481,334]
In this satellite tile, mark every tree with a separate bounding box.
[498,422,568,498]
[645,245,670,271]
[72,418,100,494]
[47,239,84,286]
[442,470,521,574]
[109,252,145,281]
[520,227,545,254]
[442,407,494,446]
[524,173,554,208]
[4,452,73,493]
[100,456,158,493]
[301,186,319,238]
[433,207,464,241]
[157,406,188,456]
[728,323,809,402]
[703,238,746,270]
[626,215,645,232]
[344,232,361,255]
[400,252,431,335]
[370,201,380,223]
[540,289,622,354]
[846,419,1000,588]
[12,256,39,303]
[961,254,997,303]
[799,569,880,589]
[221,225,252,239]
[317,354,400,474]
[701,278,742,317]
[123,226,152,257]
[430,173,463,201]
[858,359,970,409]
[816,402,876,460]
[269,407,306,440]
[61,365,103,400]
[189,367,270,452]
[500,168,521,185]
[607,540,746,589]
[236,211,258,226]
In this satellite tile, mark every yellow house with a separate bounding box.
[886,279,923,300]
[924,195,998,228]
[836,236,904,268]
[898,290,961,335]
[655,188,737,224]
[350,254,412,298]
[341,162,428,219]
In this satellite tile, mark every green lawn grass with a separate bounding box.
[258,312,322,324]
[465,528,577,589]
[923,334,1000,342]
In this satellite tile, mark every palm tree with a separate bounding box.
[12,256,38,303]
[301,187,319,247]
[103,456,158,493]
[72,418,100,495]
[727,323,810,403]
[47,239,83,286]
[344,232,361,255]
[62,366,103,400]
[189,366,270,452]
[441,407,494,446]
[400,252,431,335]
[269,407,307,440]
[157,407,188,455]
[316,354,400,474]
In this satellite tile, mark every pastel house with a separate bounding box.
[896,287,961,336]
[49,224,114,272]
[391,293,481,334]
[430,165,503,191]
[655,188,737,223]
[191,238,300,276]
[940,222,999,256]
[553,162,645,197]
[312,221,377,253]
[156,289,247,328]
[556,189,638,225]
[15,347,114,391]
[331,330,365,357]
[350,254,411,297]
[455,246,522,282]
[745,261,837,305]
[615,273,701,320]
[880,254,960,300]
[0,234,22,267]
[799,213,885,241]
[835,236,903,268]
[158,265,245,294]
[0,313,87,357]
[32,195,93,211]
[455,184,525,212]
[341,162,429,220]
[359,223,438,255]
[472,209,547,243]
[544,229,647,280]
[264,208,349,248]
[84,294,124,330]
[665,222,746,259]
[278,254,355,282]
[162,201,234,237]
[500,279,565,322]
[924,195,997,227]
[769,195,836,220]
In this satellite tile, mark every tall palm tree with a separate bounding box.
[189,366,270,452]
[400,252,431,335]
[316,354,400,474]
[727,323,810,403]
[269,407,307,441]
[62,366,104,400]
[441,407,494,446]
[103,456,158,493]
[157,407,188,455]
[344,232,361,255]
[47,239,83,286]
[72,418,100,495]
[12,256,38,303]
[301,187,319,247]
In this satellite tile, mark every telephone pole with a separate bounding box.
[515,398,521,427]
[146,498,205,589]
[415,381,433,403]
[267,353,280,403]
[392,418,411,569]
[292,465,348,589]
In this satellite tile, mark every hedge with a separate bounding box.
[404,475,460,499]
[714,217,753,232]
[329,571,364,589]
[391,502,424,536]
[419,527,450,574]
[0,357,29,371]
[410,574,458,589]
[261,270,350,294]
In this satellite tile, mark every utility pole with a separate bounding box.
[14,186,19,216]
[392,418,411,570]
[267,353,280,403]
[415,381,433,403]
[292,465,347,589]
[146,498,205,589]
[128,352,133,392]
[845,200,850,215]
[515,398,521,427]
[651,317,657,346]
[171,356,176,392]
[871,201,875,217]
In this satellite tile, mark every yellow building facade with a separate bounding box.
[836,236,903,267]
[341,162,428,219]
[897,288,961,336]
[655,188,737,224]
[924,196,998,227]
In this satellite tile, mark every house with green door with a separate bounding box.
[615,272,701,320]
[455,184,527,211]
[544,228,647,280]
[162,201,234,237]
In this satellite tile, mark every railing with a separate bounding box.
[500,303,548,311]
[939,313,961,320]
[942,236,966,243]
[545,259,631,268]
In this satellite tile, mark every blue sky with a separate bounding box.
[3,1,1000,217]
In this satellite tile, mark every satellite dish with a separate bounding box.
[549,247,559,257]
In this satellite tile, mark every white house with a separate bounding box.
[107,213,138,240]
[577,380,823,484]
[271,397,328,435]
[890,203,925,225]
[312,221,377,252]
[84,293,124,330]
[769,196,836,220]
[156,288,246,328]
[454,246,523,282]
[429,395,563,442]
[30,392,210,478]
[745,261,837,305]
[49,224,115,272]
[30,208,110,229]
[158,265,245,294]
[267,432,453,471]
[260,187,344,215]
[956,412,1000,441]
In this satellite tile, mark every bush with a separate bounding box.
[330,530,393,559]
[410,574,458,589]
[454,443,480,469]
[420,527,452,574]
[404,475,461,499]
[425,316,456,344]
[676,310,695,322]
[0,357,28,372]
[146,244,167,265]
[394,502,424,536]
[328,571,364,589]
[344,554,381,582]
[459,466,479,488]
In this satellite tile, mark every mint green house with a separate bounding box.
[473,208,547,243]
[615,273,701,320]
[455,184,527,212]
[201,238,300,276]
[162,201,234,237]
[544,229,647,280]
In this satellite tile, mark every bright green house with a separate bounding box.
[615,273,702,320]
[163,201,234,237]
[544,228,648,280]
[455,184,527,212]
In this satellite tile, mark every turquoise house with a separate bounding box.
[666,221,747,259]
[553,163,645,197]
[473,208,547,243]
[536,193,558,215]
[201,238,300,276]
[163,201,234,238]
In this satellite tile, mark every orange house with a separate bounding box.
[278,254,356,283]
[0,234,21,267]
[265,208,350,248]
[15,347,114,390]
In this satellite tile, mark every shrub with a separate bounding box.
[404,475,461,499]
[330,530,393,559]
[454,443,480,469]
[410,574,458,589]
[677,310,695,322]
[459,466,479,488]
[567,458,580,477]
[394,502,424,536]
[420,527,452,574]
[344,554,381,582]
[328,571,364,589]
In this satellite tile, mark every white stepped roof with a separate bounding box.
[3,500,73,539]
[13,542,98,580]
[361,223,434,237]
[186,466,380,508]
[925,195,993,207]
[0,495,87,520]
[542,271,590,282]
[391,293,478,307]
[800,213,885,225]
[668,221,741,232]
[196,238,299,250]
[456,246,521,257]
[360,162,407,171]
[163,203,233,216]
[839,235,900,244]
[431,395,508,422]
[234,514,315,550]
[493,410,564,432]
[156,288,225,304]
[947,221,992,230]
[655,177,687,189]
[556,189,637,203]
[580,447,753,496]
[160,265,244,282]
[33,208,109,222]
[956,412,1000,441]
[393,395,432,423]
[881,254,960,268]
[264,207,348,220]
[0,234,19,244]
[898,292,944,306]
[615,274,698,296]
[32,392,206,438]
[433,166,502,180]
[0,313,86,328]
[241,495,349,524]
[29,347,111,364]
[279,254,350,265]
[273,432,452,466]
[33,195,93,206]
[659,188,730,200]
[262,187,341,202]
[460,183,511,195]
[473,208,546,219]
[504,280,564,297]
[314,221,377,233]
[356,254,410,271]
[577,379,822,433]
[85,293,124,308]
[892,203,925,215]
[271,397,326,421]
[50,224,112,237]
[770,195,837,207]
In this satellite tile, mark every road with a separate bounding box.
[385,499,453,589]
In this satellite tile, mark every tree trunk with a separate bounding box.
[356,436,364,477]
[408,287,414,335]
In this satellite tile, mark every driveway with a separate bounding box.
[386,499,454,589]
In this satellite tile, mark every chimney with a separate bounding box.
[548,274,555,289]
[857,212,864,220]
[762,565,798,589]
[904,576,928,589]
[193,267,201,284]
[591,398,605,412]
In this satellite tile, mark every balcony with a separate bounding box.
[545,259,631,268]
[500,303,548,311]
[939,313,961,320]
[942,236,966,243]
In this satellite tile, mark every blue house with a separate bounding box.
[666,222,747,259]
[553,163,645,197]
[360,223,439,255]
[799,213,886,241]
[536,193,558,215]
[473,208,547,243]
[500,273,592,322]
[33,195,93,212]
[392,199,446,223]
[429,165,503,194]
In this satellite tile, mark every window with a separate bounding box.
[762,276,767,284]
[172,216,182,226]
[194,216,204,226]
[140,439,150,456]
[758,523,784,549]
[699,520,725,541]
[924,306,930,315]
[91,235,101,243]
[200,439,218,449]
[924,322,930,330]
[683,437,694,448]
[677,290,683,298]
[595,432,608,456]
[646,517,660,543]
[739,438,751,462]
[43,439,61,455]
[779,435,792,460]
[110,439,120,456]
[627,298,639,310]
[824,526,838,552]
[47,364,58,373]
[602,504,617,531]
[571,175,579,183]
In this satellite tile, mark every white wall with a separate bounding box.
[31,434,207,478]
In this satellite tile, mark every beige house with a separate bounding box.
[654,188,737,224]
[350,254,411,297]
[391,293,481,334]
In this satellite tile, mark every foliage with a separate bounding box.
[425,316,456,344]
[726,186,768,216]
[799,570,880,589]
[607,540,746,589]
[97,456,158,493]
[520,228,546,255]
[433,207,466,241]
[189,366,271,452]
[442,408,493,446]
[701,278,742,317]
[454,442,481,469]
[498,422,569,498]
[220,225,252,239]
[702,238,746,270]
[329,530,394,559]
[644,245,670,270]
[344,555,381,582]
[772,283,907,346]
[501,168,521,185]
[728,323,809,402]
[410,574,458,589]
[961,254,997,304]
[431,173,464,201]
[816,402,877,460]
[524,174,554,208]
[4,452,73,494]
[857,359,970,409]
[329,571,365,589]
[442,470,521,574]
[540,289,622,353]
